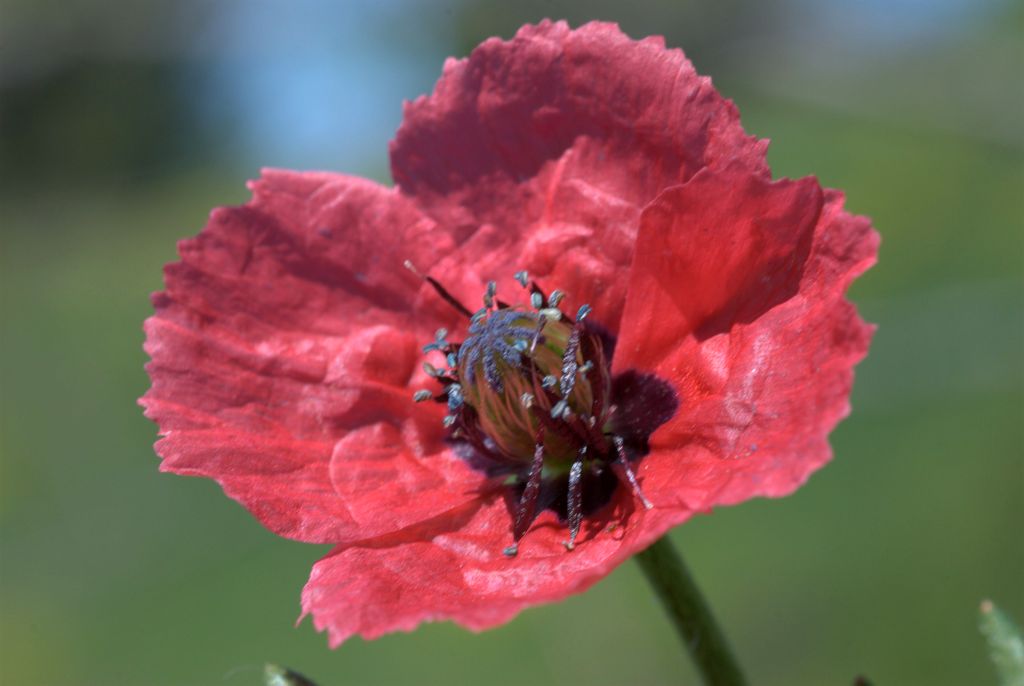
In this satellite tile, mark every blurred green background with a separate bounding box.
[2,1,1021,684]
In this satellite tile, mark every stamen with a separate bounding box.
[412,390,432,402]
[447,384,464,411]
[483,281,497,309]
[564,447,586,550]
[505,428,547,556]
[581,333,607,422]
[530,292,543,309]
[612,435,653,509]
[404,259,473,318]
[576,303,592,321]
[550,399,570,419]
[538,307,562,321]
[514,270,529,288]
[528,282,547,307]
[442,415,457,428]
[548,290,565,307]
[529,314,547,354]
[559,327,581,398]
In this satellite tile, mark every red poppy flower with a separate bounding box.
[142,20,877,647]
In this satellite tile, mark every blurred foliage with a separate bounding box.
[0,61,216,186]
[265,663,321,686]
[447,0,779,69]
[1,1,1021,685]
[980,601,1024,686]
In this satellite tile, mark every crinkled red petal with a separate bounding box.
[300,491,693,646]
[391,20,768,332]
[614,166,879,511]
[142,170,487,544]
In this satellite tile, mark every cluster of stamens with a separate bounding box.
[406,264,652,556]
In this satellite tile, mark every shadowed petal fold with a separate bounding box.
[614,167,879,512]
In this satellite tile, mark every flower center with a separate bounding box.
[408,267,658,556]
[457,304,610,471]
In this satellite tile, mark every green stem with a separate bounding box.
[635,535,748,686]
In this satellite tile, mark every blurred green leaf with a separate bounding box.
[980,600,1024,686]
[265,663,320,686]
